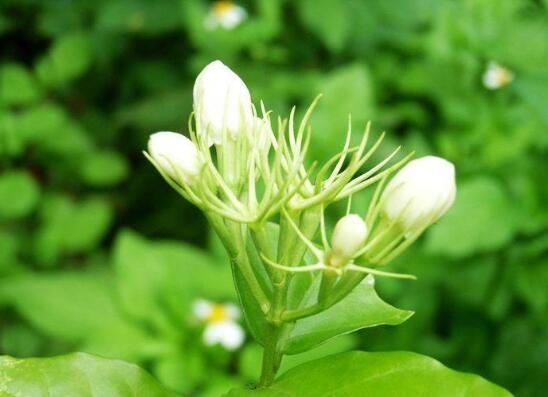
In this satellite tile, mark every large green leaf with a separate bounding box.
[0,352,180,397]
[284,276,412,354]
[225,351,513,397]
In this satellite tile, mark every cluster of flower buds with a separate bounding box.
[146,59,457,317]
[262,155,456,281]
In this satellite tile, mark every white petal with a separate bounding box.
[203,321,245,350]
[224,303,241,320]
[192,299,213,320]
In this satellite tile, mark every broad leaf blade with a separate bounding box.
[0,352,180,397]
[284,276,412,354]
[226,351,513,397]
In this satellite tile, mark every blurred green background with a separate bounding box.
[1,0,547,396]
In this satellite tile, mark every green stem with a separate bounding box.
[207,213,271,313]
[259,324,283,387]
[257,208,321,386]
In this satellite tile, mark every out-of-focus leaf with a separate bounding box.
[0,271,118,340]
[0,170,40,220]
[116,91,191,131]
[426,177,518,257]
[226,351,512,397]
[0,231,20,273]
[296,0,350,52]
[34,195,113,264]
[310,64,375,160]
[0,353,180,397]
[154,352,205,392]
[36,32,93,85]
[0,323,43,357]
[113,230,235,323]
[0,63,41,105]
[96,0,181,34]
[79,150,129,187]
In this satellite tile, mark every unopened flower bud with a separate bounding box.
[148,131,202,183]
[329,214,368,267]
[380,156,456,234]
[193,60,253,146]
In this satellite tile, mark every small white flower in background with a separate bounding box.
[329,214,368,267]
[192,299,245,351]
[193,60,253,146]
[147,131,202,183]
[204,1,247,31]
[380,156,456,235]
[482,61,514,90]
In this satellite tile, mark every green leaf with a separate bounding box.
[426,177,518,258]
[79,150,129,187]
[0,271,120,340]
[113,230,235,323]
[0,63,41,106]
[36,32,92,85]
[226,351,513,397]
[296,0,350,52]
[96,0,181,34]
[284,276,413,354]
[0,170,40,220]
[34,195,113,264]
[0,352,180,397]
[310,64,374,161]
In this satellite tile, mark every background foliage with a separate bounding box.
[0,0,547,396]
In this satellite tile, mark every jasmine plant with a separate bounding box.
[146,60,458,387]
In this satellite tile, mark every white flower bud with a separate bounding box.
[148,131,202,184]
[193,60,253,146]
[380,156,456,234]
[330,214,368,267]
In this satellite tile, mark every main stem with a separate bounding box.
[259,324,283,387]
